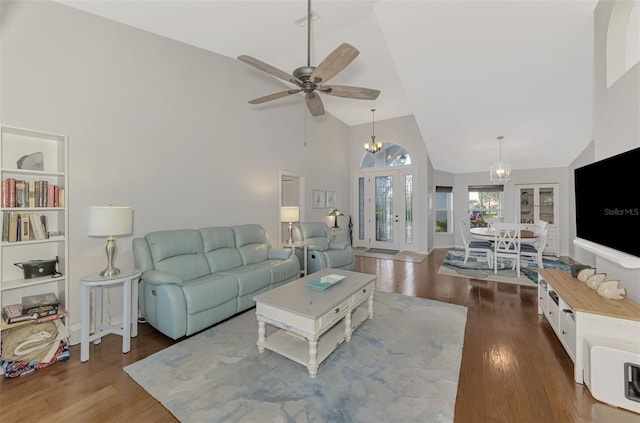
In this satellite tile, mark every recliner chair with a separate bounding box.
[292,222,354,274]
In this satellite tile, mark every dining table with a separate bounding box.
[470,226,539,243]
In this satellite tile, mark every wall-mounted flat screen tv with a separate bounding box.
[574,147,640,258]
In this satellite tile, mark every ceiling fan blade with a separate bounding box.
[248,90,301,105]
[319,85,381,100]
[237,55,303,86]
[310,43,359,84]
[305,92,325,117]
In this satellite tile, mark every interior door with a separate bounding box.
[354,169,412,251]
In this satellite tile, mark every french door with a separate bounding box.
[353,168,414,251]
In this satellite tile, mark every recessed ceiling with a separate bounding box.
[55,0,598,173]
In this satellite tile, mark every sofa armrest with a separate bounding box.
[306,243,324,251]
[142,270,184,287]
[267,248,292,260]
[329,240,350,250]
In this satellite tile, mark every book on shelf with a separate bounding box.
[2,212,51,242]
[7,178,16,207]
[20,213,30,241]
[2,303,38,324]
[47,230,64,239]
[1,179,8,207]
[8,211,18,242]
[1,178,62,209]
[21,292,59,316]
[1,305,67,330]
[1,211,8,242]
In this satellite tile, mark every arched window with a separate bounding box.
[360,142,412,168]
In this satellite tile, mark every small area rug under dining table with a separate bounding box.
[438,248,572,286]
[124,292,468,422]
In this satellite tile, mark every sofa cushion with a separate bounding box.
[181,273,239,315]
[199,227,244,272]
[232,224,269,265]
[145,229,210,281]
[266,257,300,285]
[221,264,271,296]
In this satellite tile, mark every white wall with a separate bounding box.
[571,0,640,302]
[1,0,351,336]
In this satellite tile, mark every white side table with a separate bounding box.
[330,227,347,242]
[282,242,307,276]
[80,268,142,362]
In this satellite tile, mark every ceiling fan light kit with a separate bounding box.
[237,0,380,117]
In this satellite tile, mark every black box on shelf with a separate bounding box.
[21,292,59,316]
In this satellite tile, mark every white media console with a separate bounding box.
[538,269,640,413]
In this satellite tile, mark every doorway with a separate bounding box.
[353,168,415,251]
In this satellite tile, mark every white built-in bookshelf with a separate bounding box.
[0,125,69,371]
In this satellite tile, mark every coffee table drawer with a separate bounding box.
[318,297,350,330]
[351,282,375,306]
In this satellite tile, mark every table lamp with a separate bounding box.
[280,206,300,244]
[328,208,344,228]
[88,206,133,277]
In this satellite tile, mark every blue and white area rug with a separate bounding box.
[124,292,468,423]
[438,248,571,286]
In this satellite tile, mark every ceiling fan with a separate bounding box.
[237,0,380,117]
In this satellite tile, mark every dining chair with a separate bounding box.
[459,220,493,264]
[520,224,548,268]
[492,223,521,277]
[484,217,503,229]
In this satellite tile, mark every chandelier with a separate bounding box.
[489,136,511,183]
[364,109,382,153]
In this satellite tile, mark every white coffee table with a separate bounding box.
[253,268,376,377]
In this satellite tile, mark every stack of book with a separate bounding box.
[1,292,67,329]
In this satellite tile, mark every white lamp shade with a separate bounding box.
[280,206,300,223]
[88,206,133,237]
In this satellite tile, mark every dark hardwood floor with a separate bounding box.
[0,248,636,422]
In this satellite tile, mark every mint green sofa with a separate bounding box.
[132,224,300,339]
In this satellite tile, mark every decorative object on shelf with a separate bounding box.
[489,135,511,183]
[14,258,59,279]
[577,267,596,283]
[586,273,607,290]
[364,109,382,153]
[327,208,344,228]
[312,189,325,208]
[16,152,44,171]
[570,264,593,278]
[325,190,335,208]
[88,206,133,277]
[280,206,300,244]
[597,280,627,300]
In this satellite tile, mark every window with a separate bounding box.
[468,185,503,228]
[435,186,453,233]
[405,174,414,244]
[361,142,411,168]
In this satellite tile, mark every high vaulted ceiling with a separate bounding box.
[56,0,599,173]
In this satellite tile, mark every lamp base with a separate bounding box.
[100,236,120,277]
[100,266,121,277]
[287,222,294,244]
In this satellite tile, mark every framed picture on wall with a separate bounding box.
[325,190,335,208]
[313,190,325,208]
